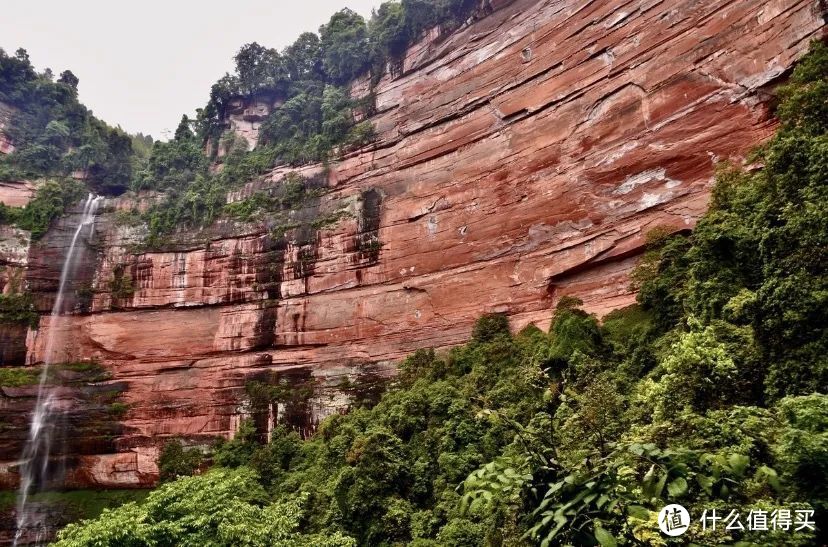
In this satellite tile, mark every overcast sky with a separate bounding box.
[0,1,383,139]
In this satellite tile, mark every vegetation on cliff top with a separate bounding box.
[124,0,485,243]
[55,42,828,547]
[0,48,134,195]
[0,0,486,243]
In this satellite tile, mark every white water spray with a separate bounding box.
[14,194,102,546]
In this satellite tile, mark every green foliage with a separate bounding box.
[52,361,112,383]
[369,1,410,64]
[631,229,693,332]
[109,264,135,301]
[548,297,605,368]
[320,9,372,84]
[233,42,289,97]
[140,168,318,246]
[283,33,324,83]
[0,366,40,387]
[131,137,206,192]
[0,290,38,327]
[0,202,21,225]
[54,468,355,547]
[108,402,129,418]
[213,419,259,468]
[634,42,828,401]
[140,172,226,246]
[773,394,828,513]
[9,178,87,239]
[255,83,371,166]
[470,313,509,343]
[158,440,204,482]
[367,0,483,74]
[0,48,133,194]
[0,489,149,527]
[129,133,153,162]
[522,442,782,546]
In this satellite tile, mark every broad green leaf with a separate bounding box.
[627,505,650,519]
[667,477,688,497]
[594,525,618,547]
[697,474,713,495]
[642,465,657,498]
[758,465,781,491]
[653,469,668,499]
[728,454,750,477]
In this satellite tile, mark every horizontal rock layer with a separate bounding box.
[0,0,824,489]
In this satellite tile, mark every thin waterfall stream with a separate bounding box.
[14,195,102,546]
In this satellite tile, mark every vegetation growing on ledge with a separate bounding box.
[55,360,112,383]
[195,0,484,146]
[139,168,334,248]
[0,178,87,239]
[108,264,135,301]
[0,290,38,327]
[115,0,489,242]
[0,366,39,387]
[0,361,110,388]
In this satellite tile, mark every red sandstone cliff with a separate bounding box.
[0,0,825,488]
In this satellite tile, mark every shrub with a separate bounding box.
[320,9,372,84]
[158,439,204,482]
[0,367,40,387]
[471,313,509,342]
[12,179,87,239]
[0,291,38,327]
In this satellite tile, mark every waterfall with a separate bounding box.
[13,194,102,546]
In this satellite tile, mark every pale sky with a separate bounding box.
[0,1,383,139]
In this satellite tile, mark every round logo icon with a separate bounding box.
[658,504,690,536]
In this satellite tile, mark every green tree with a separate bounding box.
[54,468,356,547]
[369,1,410,65]
[320,9,371,84]
[234,42,288,96]
[57,69,79,89]
[157,440,203,482]
[283,32,324,83]
[173,114,194,141]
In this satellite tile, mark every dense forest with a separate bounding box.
[47,42,828,546]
